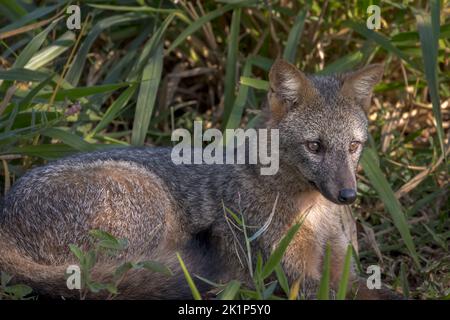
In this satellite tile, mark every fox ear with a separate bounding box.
[268,59,316,121]
[341,63,384,111]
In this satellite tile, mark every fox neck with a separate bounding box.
[243,148,333,221]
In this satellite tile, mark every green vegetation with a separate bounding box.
[0,272,33,300]
[0,0,448,299]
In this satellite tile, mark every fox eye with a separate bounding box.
[306,141,321,153]
[349,141,361,153]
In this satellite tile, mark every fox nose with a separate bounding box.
[338,189,357,204]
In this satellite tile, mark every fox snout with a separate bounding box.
[315,180,357,205]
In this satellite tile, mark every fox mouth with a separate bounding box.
[307,180,333,202]
[308,180,319,190]
[307,181,334,203]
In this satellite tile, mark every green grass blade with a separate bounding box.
[239,77,269,91]
[139,261,173,277]
[4,144,77,160]
[219,280,241,300]
[282,8,307,63]
[224,59,252,130]
[222,8,241,130]
[65,13,148,86]
[13,18,61,68]
[249,55,272,71]
[68,244,84,262]
[317,243,331,300]
[400,261,410,298]
[176,252,202,300]
[88,4,180,15]
[0,68,49,82]
[336,244,353,300]
[38,83,130,101]
[317,52,363,75]
[25,31,75,70]
[351,245,364,275]
[0,3,61,34]
[345,21,417,68]
[0,0,27,20]
[17,75,54,111]
[225,71,269,133]
[42,128,97,152]
[361,148,420,267]
[90,84,137,137]
[87,26,151,108]
[129,13,175,146]
[262,281,278,299]
[288,278,301,300]
[131,42,163,146]
[167,0,256,52]
[274,264,290,297]
[422,223,447,251]
[223,205,243,225]
[430,0,440,56]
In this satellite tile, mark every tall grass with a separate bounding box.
[0,0,448,299]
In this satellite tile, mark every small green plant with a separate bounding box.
[0,271,33,300]
[176,197,304,300]
[178,200,362,300]
[177,196,318,300]
[222,196,304,300]
[69,229,173,299]
[176,252,202,300]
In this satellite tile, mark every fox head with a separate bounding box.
[267,59,384,205]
